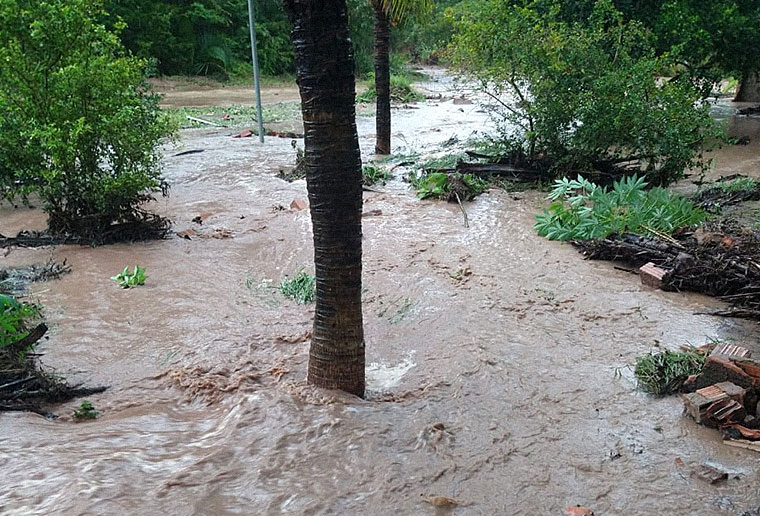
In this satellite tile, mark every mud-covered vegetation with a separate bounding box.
[0,264,106,415]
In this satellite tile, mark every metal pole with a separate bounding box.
[247,0,265,143]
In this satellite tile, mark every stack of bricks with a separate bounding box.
[681,343,760,440]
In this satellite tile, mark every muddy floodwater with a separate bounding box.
[2,69,760,515]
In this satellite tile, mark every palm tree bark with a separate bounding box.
[283,0,365,396]
[373,0,392,155]
[735,71,760,102]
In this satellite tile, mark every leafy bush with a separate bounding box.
[0,295,39,349]
[356,73,425,104]
[535,175,709,241]
[448,0,721,184]
[279,271,316,304]
[0,0,174,241]
[634,349,706,395]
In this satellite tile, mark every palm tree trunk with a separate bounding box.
[735,71,760,102]
[283,0,365,396]
[373,0,392,155]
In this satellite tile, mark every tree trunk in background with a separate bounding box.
[373,1,391,155]
[735,72,760,102]
[283,0,365,396]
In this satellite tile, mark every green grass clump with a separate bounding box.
[356,74,425,104]
[0,294,39,349]
[279,271,316,304]
[362,164,393,186]
[634,349,706,395]
[535,174,709,241]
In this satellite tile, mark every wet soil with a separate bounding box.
[1,68,760,515]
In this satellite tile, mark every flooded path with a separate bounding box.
[2,69,760,515]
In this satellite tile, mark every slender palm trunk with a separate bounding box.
[373,1,392,155]
[735,72,760,102]
[283,0,365,396]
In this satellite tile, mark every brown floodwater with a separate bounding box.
[1,69,760,515]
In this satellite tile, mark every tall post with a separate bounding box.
[247,0,265,143]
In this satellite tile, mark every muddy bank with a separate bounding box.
[1,68,760,515]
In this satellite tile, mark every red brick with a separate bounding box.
[639,262,669,288]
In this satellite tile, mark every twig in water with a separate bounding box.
[454,192,469,228]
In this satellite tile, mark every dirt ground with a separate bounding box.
[2,69,760,515]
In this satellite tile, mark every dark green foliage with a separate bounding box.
[634,349,706,395]
[0,295,39,350]
[535,175,709,241]
[105,0,295,77]
[73,400,99,420]
[449,0,722,184]
[0,0,174,240]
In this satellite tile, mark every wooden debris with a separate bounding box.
[711,343,751,360]
[186,115,222,127]
[692,464,728,484]
[724,439,760,453]
[421,495,459,507]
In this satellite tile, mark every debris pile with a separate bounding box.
[573,219,760,319]
[679,343,760,452]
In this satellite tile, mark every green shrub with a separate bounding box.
[534,175,709,241]
[448,0,721,184]
[0,0,175,241]
[0,294,39,349]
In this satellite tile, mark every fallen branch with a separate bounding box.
[186,116,223,127]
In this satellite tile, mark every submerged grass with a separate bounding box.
[279,271,316,304]
[362,164,393,186]
[634,349,707,395]
[162,103,302,129]
[356,74,425,104]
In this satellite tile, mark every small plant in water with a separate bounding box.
[362,164,393,186]
[111,266,147,289]
[73,400,99,420]
[279,271,316,304]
